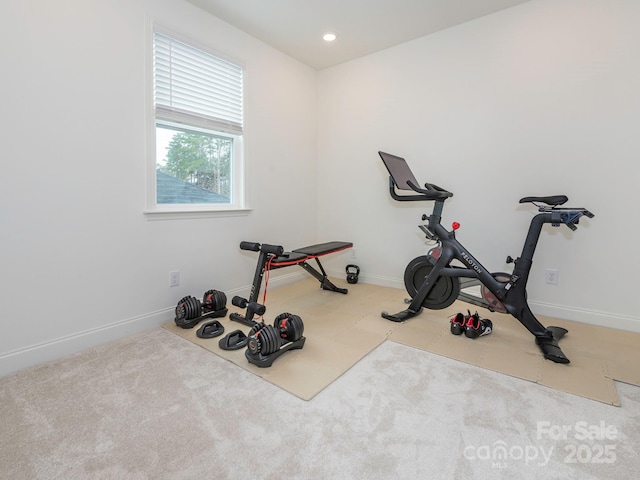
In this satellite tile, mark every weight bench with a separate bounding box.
[231,240,353,325]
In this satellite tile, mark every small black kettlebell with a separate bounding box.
[346,264,360,284]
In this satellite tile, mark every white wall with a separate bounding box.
[3,0,639,377]
[318,0,640,331]
[0,0,319,375]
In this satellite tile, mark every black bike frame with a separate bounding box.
[379,152,594,363]
[406,197,564,338]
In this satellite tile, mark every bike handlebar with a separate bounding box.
[389,177,453,202]
[407,180,454,199]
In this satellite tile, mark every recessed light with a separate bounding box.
[322,32,337,42]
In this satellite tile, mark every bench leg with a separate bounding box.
[298,259,348,294]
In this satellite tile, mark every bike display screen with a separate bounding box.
[379,151,420,191]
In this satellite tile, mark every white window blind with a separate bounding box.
[153,32,243,135]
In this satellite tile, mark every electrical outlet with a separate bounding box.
[169,270,180,287]
[350,248,357,260]
[545,269,558,285]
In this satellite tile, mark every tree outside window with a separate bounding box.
[157,126,232,202]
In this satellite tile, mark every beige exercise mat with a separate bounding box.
[163,279,640,404]
[163,278,396,400]
[387,304,631,405]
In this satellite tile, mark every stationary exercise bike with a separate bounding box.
[379,151,594,364]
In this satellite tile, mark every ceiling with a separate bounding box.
[186,0,531,70]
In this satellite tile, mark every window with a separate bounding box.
[149,29,245,212]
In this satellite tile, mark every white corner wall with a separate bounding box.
[3,0,639,378]
[0,0,318,375]
[317,0,640,331]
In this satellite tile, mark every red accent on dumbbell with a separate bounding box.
[452,222,460,231]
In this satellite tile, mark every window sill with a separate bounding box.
[143,207,252,221]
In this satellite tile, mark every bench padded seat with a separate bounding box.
[292,241,352,257]
[271,242,352,266]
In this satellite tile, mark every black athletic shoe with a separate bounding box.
[450,312,467,335]
[464,312,493,339]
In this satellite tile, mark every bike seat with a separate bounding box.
[519,195,568,206]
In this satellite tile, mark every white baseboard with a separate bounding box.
[4,269,636,378]
[0,270,308,379]
[0,308,174,378]
[528,301,640,333]
[326,268,403,290]
[225,270,306,299]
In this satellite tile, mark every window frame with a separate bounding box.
[145,24,248,217]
